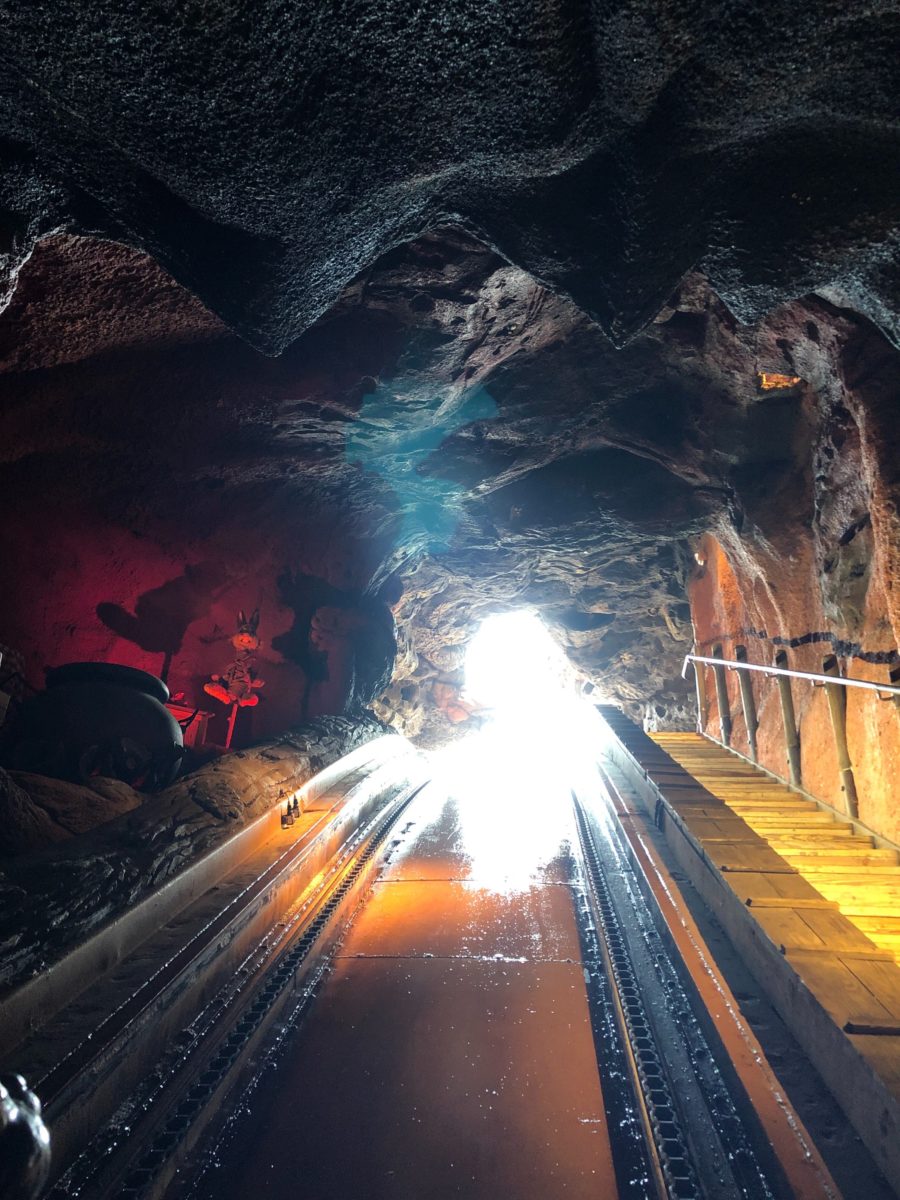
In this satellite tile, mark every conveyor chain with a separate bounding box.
[573,788,778,1200]
[573,795,701,1200]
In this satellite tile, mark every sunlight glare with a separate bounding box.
[428,611,612,894]
[464,610,567,713]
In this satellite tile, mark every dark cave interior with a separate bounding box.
[1,5,900,1197]
[0,0,896,839]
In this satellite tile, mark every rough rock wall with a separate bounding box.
[687,316,900,842]
[1,5,898,747]
[0,237,399,738]
[0,715,391,989]
[0,3,897,354]
[0,769,142,857]
[4,231,900,744]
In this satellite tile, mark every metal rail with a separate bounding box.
[41,764,837,1200]
[573,789,780,1200]
[682,653,900,698]
[682,650,900,818]
[43,777,429,1200]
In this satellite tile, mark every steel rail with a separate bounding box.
[595,753,843,1200]
[571,795,691,1200]
[51,767,823,1200]
[572,787,782,1200]
[682,653,900,697]
[45,776,429,1200]
[38,800,340,1105]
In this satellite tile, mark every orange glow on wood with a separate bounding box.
[758,371,802,389]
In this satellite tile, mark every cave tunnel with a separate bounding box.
[1,4,900,1198]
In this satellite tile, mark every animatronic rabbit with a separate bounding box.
[203,610,265,707]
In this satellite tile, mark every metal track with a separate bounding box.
[47,778,427,1200]
[47,771,804,1200]
[572,786,778,1200]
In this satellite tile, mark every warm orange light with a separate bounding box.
[758,372,802,390]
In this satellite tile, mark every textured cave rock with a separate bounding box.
[0,769,142,857]
[1,5,898,743]
[0,3,897,354]
[0,715,391,989]
[2,226,899,742]
[685,306,900,839]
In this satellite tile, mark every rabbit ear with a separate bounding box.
[237,609,246,627]
[249,608,260,633]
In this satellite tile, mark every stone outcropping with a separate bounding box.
[0,4,898,744]
[0,770,142,858]
[0,4,897,353]
[2,229,899,738]
[0,716,391,990]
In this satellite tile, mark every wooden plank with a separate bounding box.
[684,818,769,840]
[790,849,897,864]
[765,832,860,844]
[707,781,794,789]
[854,917,900,931]
[836,903,900,920]
[788,953,896,1027]
[725,873,784,901]
[724,872,823,905]
[801,908,892,954]
[727,800,819,810]
[801,868,900,879]
[788,947,896,963]
[706,842,796,873]
[660,805,736,819]
[751,907,831,951]
[807,881,900,897]
[844,959,900,1019]
[745,814,842,827]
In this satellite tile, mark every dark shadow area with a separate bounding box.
[97,562,228,678]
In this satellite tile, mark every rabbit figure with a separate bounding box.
[204,610,265,707]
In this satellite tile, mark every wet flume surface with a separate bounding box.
[189,728,618,1200]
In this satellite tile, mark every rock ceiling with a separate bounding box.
[1,3,898,738]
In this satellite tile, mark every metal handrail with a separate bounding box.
[682,653,900,698]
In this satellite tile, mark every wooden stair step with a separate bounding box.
[744,814,845,828]
[646,731,900,980]
[726,797,817,806]
[801,873,900,883]
[770,826,862,838]
[854,917,900,932]
[833,904,900,919]
[788,849,898,863]
[788,953,900,1025]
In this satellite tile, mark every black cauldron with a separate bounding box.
[1,662,184,791]
[0,1074,51,1200]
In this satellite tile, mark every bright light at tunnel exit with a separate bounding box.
[429,611,613,893]
[464,610,570,714]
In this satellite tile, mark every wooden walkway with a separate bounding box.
[597,707,900,1189]
[653,732,900,967]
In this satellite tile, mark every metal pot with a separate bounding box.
[2,662,184,791]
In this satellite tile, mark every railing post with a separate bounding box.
[692,646,709,733]
[822,655,859,819]
[773,651,802,787]
[711,643,732,747]
[734,646,758,761]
